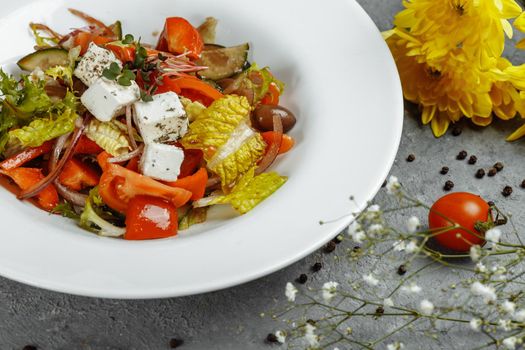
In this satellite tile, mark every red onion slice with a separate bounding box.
[18,115,88,200]
[206,176,221,189]
[126,105,138,150]
[50,133,72,170]
[109,144,144,164]
[54,180,88,207]
[255,114,283,175]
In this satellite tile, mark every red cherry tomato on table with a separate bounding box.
[428,192,491,253]
[125,195,179,240]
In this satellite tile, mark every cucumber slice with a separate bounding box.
[110,20,123,40]
[17,48,69,72]
[197,43,249,80]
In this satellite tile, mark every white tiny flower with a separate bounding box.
[502,300,516,314]
[393,240,406,251]
[405,240,419,253]
[285,282,298,302]
[419,299,434,315]
[499,319,512,331]
[304,323,319,347]
[401,283,422,293]
[406,216,420,233]
[491,265,506,275]
[469,318,482,332]
[475,262,487,273]
[322,281,339,302]
[471,282,497,303]
[503,336,517,350]
[383,298,394,307]
[387,342,405,350]
[363,273,379,286]
[485,228,502,243]
[275,330,286,344]
[367,204,380,212]
[470,245,481,262]
[347,221,365,243]
[386,175,401,194]
[368,224,384,235]
[514,309,525,322]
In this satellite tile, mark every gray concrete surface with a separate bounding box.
[2,1,525,349]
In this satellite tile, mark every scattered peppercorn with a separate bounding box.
[22,346,37,350]
[488,168,497,177]
[488,201,495,207]
[324,241,337,253]
[169,339,184,348]
[375,306,385,315]
[266,333,278,343]
[440,166,449,175]
[452,127,462,136]
[353,246,361,253]
[521,180,525,189]
[456,150,467,160]
[444,180,454,191]
[468,155,477,165]
[382,180,387,188]
[306,319,317,326]
[397,265,407,275]
[406,154,416,162]
[494,162,504,172]
[296,274,308,284]
[475,169,485,179]
[312,262,323,272]
[502,186,513,197]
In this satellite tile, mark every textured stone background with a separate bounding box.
[2,1,525,349]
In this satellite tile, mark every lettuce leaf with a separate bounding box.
[52,202,81,220]
[180,96,206,122]
[85,119,131,156]
[179,207,208,230]
[228,63,285,104]
[45,66,73,88]
[194,167,287,214]
[8,106,78,148]
[80,187,126,237]
[0,108,18,154]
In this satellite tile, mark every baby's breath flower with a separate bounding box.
[406,216,420,233]
[363,274,379,286]
[514,309,525,322]
[368,224,384,235]
[475,262,487,273]
[503,336,517,350]
[387,342,405,350]
[384,298,394,307]
[367,204,380,213]
[285,282,298,302]
[486,228,502,243]
[470,245,481,262]
[322,281,339,302]
[405,240,419,253]
[471,282,497,303]
[304,323,319,347]
[386,175,401,194]
[393,240,406,251]
[401,283,422,293]
[469,318,482,332]
[275,330,286,344]
[502,300,516,314]
[347,221,365,243]
[419,299,434,315]
[498,319,512,331]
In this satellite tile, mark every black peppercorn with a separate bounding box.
[22,346,37,350]
[468,155,477,165]
[406,154,416,162]
[382,180,387,188]
[324,241,337,253]
[296,274,308,284]
[521,180,525,189]
[475,169,485,179]
[494,162,504,172]
[452,127,462,136]
[488,201,495,207]
[169,338,184,348]
[444,180,454,191]
[375,306,385,315]
[488,168,497,177]
[502,186,513,197]
[266,333,278,343]
[440,166,449,175]
[397,265,407,275]
[312,262,322,272]
[456,150,467,160]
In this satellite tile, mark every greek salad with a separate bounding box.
[0,10,296,240]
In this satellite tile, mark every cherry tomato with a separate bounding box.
[429,192,490,253]
[125,195,178,240]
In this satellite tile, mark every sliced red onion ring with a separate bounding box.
[18,115,89,200]
[53,180,88,207]
[206,176,221,189]
[255,114,283,175]
[109,144,144,164]
[126,105,138,150]
[50,132,72,170]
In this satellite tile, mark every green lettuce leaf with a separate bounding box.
[0,108,18,154]
[179,207,208,230]
[52,202,81,220]
[194,168,287,214]
[85,119,131,156]
[45,65,73,88]
[80,187,126,237]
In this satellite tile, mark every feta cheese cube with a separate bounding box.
[74,42,122,86]
[133,92,188,144]
[140,143,185,182]
[81,78,140,122]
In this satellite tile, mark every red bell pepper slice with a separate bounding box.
[167,167,208,201]
[156,17,203,60]
[0,141,53,171]
[2,168,59,211]
[261,132,295,155]
[58,158,100,191]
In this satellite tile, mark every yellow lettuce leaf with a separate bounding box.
[85,119,130,156]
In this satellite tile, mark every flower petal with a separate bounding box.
[507,123,525,141]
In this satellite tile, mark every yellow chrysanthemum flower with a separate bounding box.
[386,0,525,137]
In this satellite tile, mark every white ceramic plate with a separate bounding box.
[0,0,402,298]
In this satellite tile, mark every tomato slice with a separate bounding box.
[98,163,192,213]
[75,32,113,55]
[125,195,178,240]
[262,132,295,155]
[156,76,223,104]
[167,168,208,201]
[260,82,281,105]
[2,168,58,211]
[156,17,203,60]
[59,158,100,191]
[106,42,136,63]
[74,135,104,155]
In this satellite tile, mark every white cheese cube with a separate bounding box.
[81,78,140,122]
[140,143,185,182]
[74,42,122,86]
[133,92,188,144]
